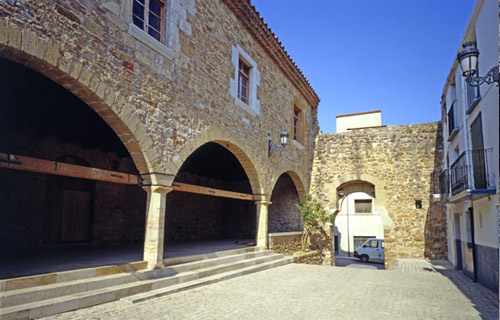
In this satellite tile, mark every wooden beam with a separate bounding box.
[172,182,254,201]
[0,153,140,185]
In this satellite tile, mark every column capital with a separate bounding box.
[253,193,271,202]
[141,172,175,187]
[255,200,272,206]
[142,185,173,194]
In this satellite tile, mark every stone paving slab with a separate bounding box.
[44,263,499,320]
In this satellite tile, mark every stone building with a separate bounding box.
[437,0,499,292]
[310,122,448,267]
[0,1,317,316]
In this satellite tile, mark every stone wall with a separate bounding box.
[0,0,318,198]
[310,122,448,266]
[268,232,303,254]
[165,172,255,241]
[0,132,146,246]
[269,174,302,232]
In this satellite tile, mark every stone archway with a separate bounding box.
[167,129,263,196]
[334,178,394,266]
[0,25,160,174]
[268,172,305,233]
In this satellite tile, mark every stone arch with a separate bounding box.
[167,129,263,195]
[334,176,393,233]
[0,25,160,174]
[272,170,307,204]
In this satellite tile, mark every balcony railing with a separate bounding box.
[431,169,449,197]
[450,149,495,197]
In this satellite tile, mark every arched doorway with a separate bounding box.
[269,173,303,233]
[334,180,385,268]
[164,142,257,256]
[0,57,147,278]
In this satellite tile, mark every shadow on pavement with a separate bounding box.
[334,256,385,270]
[431,260,499,320]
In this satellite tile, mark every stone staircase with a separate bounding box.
[0,247,293,319]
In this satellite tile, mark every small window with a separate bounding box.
[381,241,385,249]
[355,199,372,214]
[293,105,301,142]
[132,0,165,42]
[238,59,251,104]
[369,240,378,248]
[415,200,422,209]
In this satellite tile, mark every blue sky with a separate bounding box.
[251,0,476,133]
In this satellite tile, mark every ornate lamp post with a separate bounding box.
[268,130,289,157]
[457,42,499,87]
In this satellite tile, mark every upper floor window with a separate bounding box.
[238,59,251,104]
[132,0,165,42]
[355,199,372,214]
[447,101,459,140]
[466,82,481,114]
[293,105,301,142]
[230,45,261,115]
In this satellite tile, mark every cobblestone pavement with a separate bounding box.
[46,261,498,320]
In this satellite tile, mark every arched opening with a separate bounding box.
[0,57,146,279]
[334,181,385,269]
[165,142,256,256]
[269,173,303,233]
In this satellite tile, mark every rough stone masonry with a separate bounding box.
[310,122,448,266]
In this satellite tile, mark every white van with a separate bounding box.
[353,238,384,263]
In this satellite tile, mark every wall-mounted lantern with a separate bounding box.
[268,130,289,157]
[457,42,499,87]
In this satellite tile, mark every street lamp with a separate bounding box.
[268,130,289,157]
[457,42,499,87]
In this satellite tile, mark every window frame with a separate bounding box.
[354,199,372,214]
[132,0,166,43]
[293,105,301,142]
[238,58,251,105]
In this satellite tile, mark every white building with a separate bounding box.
[336,110,382,133]
[334,192,384,257]
[438,0,498,292]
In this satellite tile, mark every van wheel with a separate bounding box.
[360,255,369,263]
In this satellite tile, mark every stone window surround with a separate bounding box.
[291,101,305,150]
[120,0,194,60]
[230,45,261,116]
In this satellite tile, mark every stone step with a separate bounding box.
[122,256,294,304]
[163,246,259,266]
[0,250,272,308]
[0,253,288,320]
[0,261,148,292]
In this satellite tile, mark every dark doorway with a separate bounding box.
[0,57,146,278]
[454,214,462,270]
[166,142,256,245]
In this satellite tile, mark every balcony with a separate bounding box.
[431,169,449,200]
[449,149,496,202]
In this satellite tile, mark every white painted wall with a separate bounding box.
[333,192,384,256]
[443,0,499,265]
[336,111,381,133]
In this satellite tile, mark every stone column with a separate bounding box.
[143,185,172,269]
[255,199,272,249]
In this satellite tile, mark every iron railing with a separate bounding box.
[431,169,450,196]
[450,149,495,196]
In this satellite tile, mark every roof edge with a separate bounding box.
[221,0,320,107]
[336,110,381,118]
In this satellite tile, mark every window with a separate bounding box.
[132,0,165,42]
[415,200,422,209]
[293,105,301,142]
[354,199,372,214]
[238,59,251,104]
[447,102,458,136]
[354,236,375,249]
[368,240,378,248]
[230,45,261,115]
[466,81,481,115]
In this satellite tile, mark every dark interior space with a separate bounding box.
[269,173,302,233]
[166,142,256,243]
[0,58,146,277]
